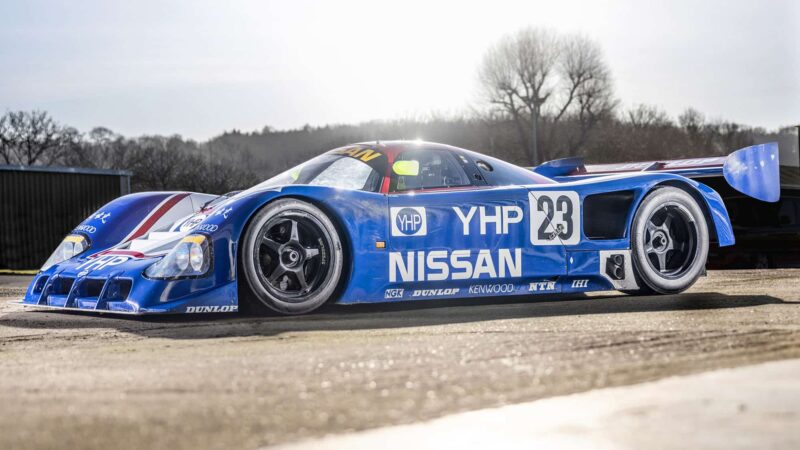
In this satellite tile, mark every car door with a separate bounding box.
[386,149,567,301]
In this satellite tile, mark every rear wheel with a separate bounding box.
[627,187,709,295]
[241,199,344,315]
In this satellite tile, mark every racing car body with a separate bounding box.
[20,141,779,315]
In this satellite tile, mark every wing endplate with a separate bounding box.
[722,143,780,202]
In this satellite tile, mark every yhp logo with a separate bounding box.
[390,207,427,237]
[76,255,131,277]
[178,214,207,232]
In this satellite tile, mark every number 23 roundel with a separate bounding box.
[529,191,581,246]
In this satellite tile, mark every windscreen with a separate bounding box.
[245,146,386,193]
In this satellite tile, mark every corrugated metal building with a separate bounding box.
[0,165,131,270]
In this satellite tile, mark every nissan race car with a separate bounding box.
[20,140,780,315]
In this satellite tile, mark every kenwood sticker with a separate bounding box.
[391,207,427,237]
[75,225,96,234]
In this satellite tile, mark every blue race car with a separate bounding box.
[20,141,780,315]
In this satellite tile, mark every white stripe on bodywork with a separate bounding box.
[118,193,199,244]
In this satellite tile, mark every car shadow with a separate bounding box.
[1,292,792,340]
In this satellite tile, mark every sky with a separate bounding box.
[1,0,798,140]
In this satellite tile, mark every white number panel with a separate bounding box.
[529,191,581,246]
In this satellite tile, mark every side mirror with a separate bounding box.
[393,160,420,176]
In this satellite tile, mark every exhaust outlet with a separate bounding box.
[606,254,626,280]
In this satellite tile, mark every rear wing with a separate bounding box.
[532,143,781,202]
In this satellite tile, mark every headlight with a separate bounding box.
[41,234,90,271]
[145,235,212,280]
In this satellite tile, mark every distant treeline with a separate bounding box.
[0,108,793,194]
[2,27,795,194]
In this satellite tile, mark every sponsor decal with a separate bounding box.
[390,207,427,237]
[331,146,383,163]
[529,191,581,246]
[315,237,328,265]
[469,283,515,295]
[384,288,404,299]
[92,211,111,224]
[411,288,460,297]
[195,224,219,233]
[571,279,589,288]
[613,162,654,171]
[389,249,521,282]
[179,214,207,232]
[75,225,96,234]
[453,205,523,235]
[529,281,556,292]
[606,158,721,171]
[186,305,238,313]
[666,157,722,168]
[75,255,131,277]
[213,207,233,220]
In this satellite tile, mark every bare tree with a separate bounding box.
[479,28,615,163]
[0,113,16,164]
[560,35,616,154]
[678,107,705,134]
[479,28,558,164]
[678,108,714,154]
[0,110,80,165]
[626,104,673,129]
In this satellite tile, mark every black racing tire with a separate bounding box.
[240,199,344,315]
[620,285,656,296]
[627,186,709,295]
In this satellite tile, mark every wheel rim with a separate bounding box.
[254,210,331,302]
[643,203,698,279]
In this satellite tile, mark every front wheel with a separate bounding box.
[628,187,709,295]
[241,199,344,315]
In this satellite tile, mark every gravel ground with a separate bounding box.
[1,270,799,449]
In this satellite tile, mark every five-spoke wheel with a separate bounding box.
[629,186,709,295]
[642,203,698,278]
[241,199,343,315]
[259,217,325,295]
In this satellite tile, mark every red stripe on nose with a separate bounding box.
[126,193,190,242]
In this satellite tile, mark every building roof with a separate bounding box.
[0,164,132,176]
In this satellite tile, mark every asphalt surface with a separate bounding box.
[1,270,800,449]
[278,359,800,450]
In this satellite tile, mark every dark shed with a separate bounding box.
[0,165,132,270]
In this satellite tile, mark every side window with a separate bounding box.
[391,150,471,192]
[466,153,554,186]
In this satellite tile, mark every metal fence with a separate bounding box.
[0,165,131,271]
